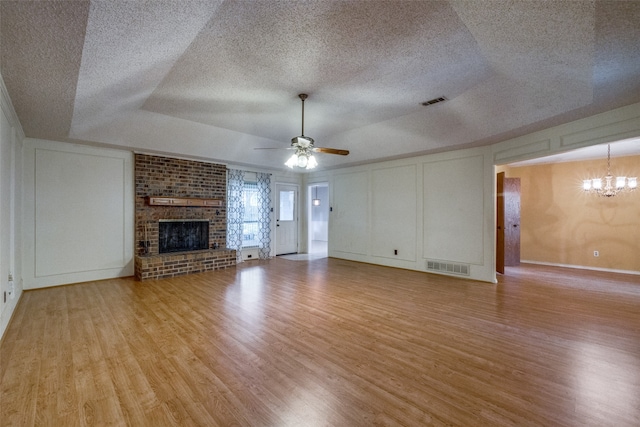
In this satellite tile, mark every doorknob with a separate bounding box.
[513,224,519,228]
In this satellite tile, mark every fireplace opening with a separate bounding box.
[159,219,209,254]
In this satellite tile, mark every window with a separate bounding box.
[227,169,272,261]
[242,181,260,248]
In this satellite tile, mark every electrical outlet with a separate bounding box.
[594,250,599,257]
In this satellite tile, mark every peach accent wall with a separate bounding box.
[501,155,640,272]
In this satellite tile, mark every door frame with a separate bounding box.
[497,172,506,274]
[275,182,300,255]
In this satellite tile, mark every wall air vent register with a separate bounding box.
[426,260,470,276]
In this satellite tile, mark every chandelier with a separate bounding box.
[583,144,637,197]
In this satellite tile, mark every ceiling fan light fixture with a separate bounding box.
[283,93,347,170]
[285,152,317,170]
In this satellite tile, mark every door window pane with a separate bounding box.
[279,190,295,221]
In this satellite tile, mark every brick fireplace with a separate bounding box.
[134,154,235,280]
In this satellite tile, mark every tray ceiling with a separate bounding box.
[2,1,639,171]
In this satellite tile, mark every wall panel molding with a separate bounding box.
[23,139,134,289]
[492,102,640,165]
[494,138,551,164]
[560,115,640,149]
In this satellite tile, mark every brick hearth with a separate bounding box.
[135,249,235,280]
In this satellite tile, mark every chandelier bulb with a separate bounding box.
[285,154,298,168]
[306,155,318,169]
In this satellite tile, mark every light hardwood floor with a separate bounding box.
[1,258,639,426]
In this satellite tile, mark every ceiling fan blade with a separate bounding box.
[253,147,295,150]
[313,147,350,156]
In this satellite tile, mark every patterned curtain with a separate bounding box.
[256,173,272,259]
[226,169,245,262]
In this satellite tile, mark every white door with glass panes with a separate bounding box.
[276,183,298,255]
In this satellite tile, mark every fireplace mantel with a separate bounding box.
[147,196,223,207]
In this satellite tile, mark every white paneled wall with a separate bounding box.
[423,155,485,264]
[327,147,497,283]
[1,74,24,341]
[23,139,134,289]
[492,102,640,165]
[322,102,640,283]
[331,171,369,256]
[371,164,417,262]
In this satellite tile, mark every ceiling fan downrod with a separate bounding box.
[299,93,307,136]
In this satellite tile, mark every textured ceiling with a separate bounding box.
[2,0,640,171]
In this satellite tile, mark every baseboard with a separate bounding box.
[521,260,640,276]
[0,290,23,345]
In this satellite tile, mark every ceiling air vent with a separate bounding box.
[421,96,447,106]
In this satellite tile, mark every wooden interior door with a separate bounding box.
[504,176,521,267]
[496,172,506,274]
[496,172,521,274]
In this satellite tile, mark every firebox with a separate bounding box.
[159,219,209,254]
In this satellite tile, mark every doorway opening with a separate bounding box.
[495,138,639,277]
[308,182,328,257]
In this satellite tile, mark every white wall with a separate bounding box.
[322,146,497,283]
[1,74,24,341]
[22,139,134,289]
[312,101,640,284]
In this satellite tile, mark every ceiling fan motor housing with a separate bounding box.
[291,135,313,147]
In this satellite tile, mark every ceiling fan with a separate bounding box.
[257,94,349,169]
